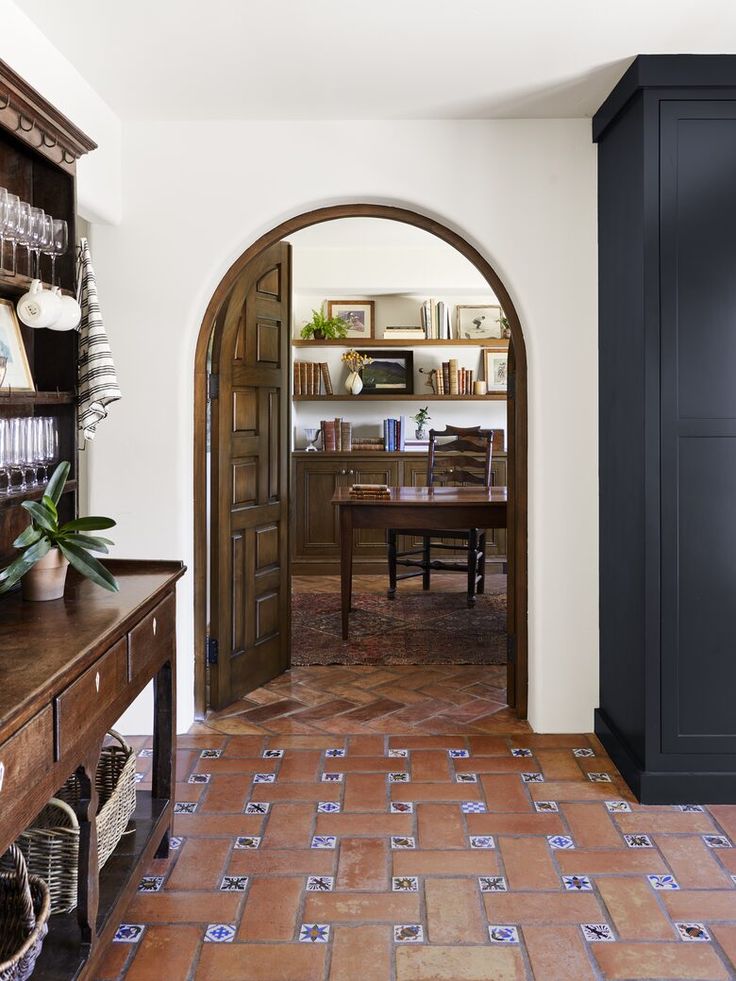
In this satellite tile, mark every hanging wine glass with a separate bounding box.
[51,219,68,287]
[9,417,27,491]
[15,202,32,278]
[0,419,10,493]
[0,187,8,273]
[4,194,21,275]
[29,207,45,280]
[38,214,54,285]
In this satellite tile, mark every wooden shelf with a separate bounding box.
[0,271,74,299]
[293,394,506,402]
[0,390,76,405]
[292,338,509,348]
[0,479,77,512]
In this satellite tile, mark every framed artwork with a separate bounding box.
[0,299,34,392]
[326,300,375,339]
[456,304,502,340]
[483,348,508,392]
[359,349,414,394]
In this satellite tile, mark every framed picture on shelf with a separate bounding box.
[0,299,34,392]
[483,347,508,392]
[359,349,414,394]
[456,304,502,340]
[326,300,375,339]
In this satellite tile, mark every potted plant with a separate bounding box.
[300,308,349,341]
[411,406,431,440]
[0,461,119,601]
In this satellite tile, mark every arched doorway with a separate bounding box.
[193,203,528,718]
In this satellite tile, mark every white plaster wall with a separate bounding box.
[84,118,598,734]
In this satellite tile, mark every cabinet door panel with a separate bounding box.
[293,459,341,559]
[353,460,400,555]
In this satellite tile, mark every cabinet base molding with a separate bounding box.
[595,709,736,805]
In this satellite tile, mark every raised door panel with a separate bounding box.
[399,456,428,552]
[293,458,341,560]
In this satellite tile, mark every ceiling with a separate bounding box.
[14,0,736,120]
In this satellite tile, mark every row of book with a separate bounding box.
[435,359,473,395]
[321,418,352,451]
[294,361,333,396]
[420,299,452,340]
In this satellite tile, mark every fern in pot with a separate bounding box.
[0,461,119,601]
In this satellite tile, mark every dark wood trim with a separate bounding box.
[193,203,529,720]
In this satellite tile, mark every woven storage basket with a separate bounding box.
[14,731,136,915]
[0,845,50,981]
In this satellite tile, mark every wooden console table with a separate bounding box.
[0,559,185,980]
[332,486,507,639]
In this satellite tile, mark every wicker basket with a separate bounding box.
[14,731,136,915]
[0,845,50,981]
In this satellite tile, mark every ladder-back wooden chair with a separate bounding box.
[387,425,494,607]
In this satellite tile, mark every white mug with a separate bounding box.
[17,279,62,329]
[48,287,81,332]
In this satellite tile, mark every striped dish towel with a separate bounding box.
[77,237,121,439]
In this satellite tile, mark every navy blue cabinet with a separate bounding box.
[595,57,736,802]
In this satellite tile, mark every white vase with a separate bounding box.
[345,371,363,395]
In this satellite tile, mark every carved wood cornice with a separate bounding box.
[0,59,97,173]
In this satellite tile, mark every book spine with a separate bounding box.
[449,359,459,395]
[383,419,389,452]
[468,369,473,394]
[294,360,301,396]
[334,418,342,452]
[430,299,437,340]
[320,362,333,395]
[324,420,336,451]
[300,362,308,395]
[399,415,407,451]
[341,421,352,452]
[442,361,450,394]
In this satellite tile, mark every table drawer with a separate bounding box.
[55,638,127,760]
[0,707,53,807]
[128,593,175,681]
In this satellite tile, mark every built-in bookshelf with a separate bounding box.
[294,393,506,402]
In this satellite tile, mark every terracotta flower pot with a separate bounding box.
[22,548,69,601]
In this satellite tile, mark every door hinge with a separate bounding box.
[206,636,219,665]
[207,373,219,401]
[507,634,516,664]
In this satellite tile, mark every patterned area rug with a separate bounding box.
[291,585,507,666]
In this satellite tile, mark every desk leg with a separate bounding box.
[153,657,176,858]
[340,506,353,640]
[75,748,101,950]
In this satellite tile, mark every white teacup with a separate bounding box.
[48,287,81,332]
[17,279,62,329]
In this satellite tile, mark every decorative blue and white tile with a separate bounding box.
[456,773,478,783]
[188,772,211,784]
[253,772,276,784]
[317,801,341,813]
[469,836,495,849]
[200,749,222,759]
[580,923,615,943]
[138,875,165,893]
[623,834,653,848]
[461,801,487,813]
[587,773,612,783]
[479,876,507,892]
[138,748,154,758]
[262,749,284,759]
[534,801,559,813]
[169,836,183,850]
[220,875,249,892]
[325,748,346,758]
[299,924,330,943]
[521,772,544,783]
[306,875,334,892]
[234,836,261,850]
[510,748,533,758]
[244,802,270,815]
[392,876,419,892]
[113,924,145,943]
[703,835,732,848]
[647,874,680,890]
[572,748,595,758]
[204,924,236,943]
[678,804,704,813]
[675,922,711,942]
[173,802,197,815]
[390,802,414,814]
[604,801,631,813]
[562,875,592,891]
[448,749,470,759]
[134,772,146,784]
[390,836,416,849]
[394,924,424,943]
[548,835,575,850]
[488,925,520,944]
[321,772,344,783]
[731,875,736,887]
[388,749,409,758]
[388,772,410,783]
[311,835,337,849]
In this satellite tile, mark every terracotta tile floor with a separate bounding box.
[100,694,736,980]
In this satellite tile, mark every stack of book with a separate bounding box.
[383,326,426,341]
[351,436,385,451]
[404,438,429,452]
[383,416,408,452]
[349,483,391,500]
[420,299,452,340]
[435,359,473,395]
[294,361,333,395]
[321,418,352,451]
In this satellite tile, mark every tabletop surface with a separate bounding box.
[332,486,508,506]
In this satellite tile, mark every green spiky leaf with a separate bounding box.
[13,524,43,549]
[21,500,58,534]
[63,533,112,554]
[0,538,51,594]
[46,461,70,506]
[60,515,116,533]
[57,540,119,592]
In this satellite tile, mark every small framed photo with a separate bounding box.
[483,348,508,392]
[456,305,502,340]
[327,300,375,339]
[0,299,34,392]
[360,349,414,394]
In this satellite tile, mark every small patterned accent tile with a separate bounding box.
[317,801,341,813]
[679,804,704,812]
[138,875,165,893]
[388,772,410,783]
[461,801,487,813]
[134,773,145,784]
[675,922,711,942]
[580,923,615,942]
[534,801,559,813]
[204,924,236,943]
[548,835,575,850]
[113,924,145,943]
[623,834,653,848]
[306,875,334,892]
[200,749,222,759]
[173,802,197,815]
[572,748,595,757]
[562,875,592,891]
[647,874,680,890]
[311,836,337,849]
[488,925,519,944]
[510,748,532,758]
[299,923,330,943]
[325,748,346,758]
[521,772,544,783]
[253,773,276,783]
[703,834,731,848]
[391,836,416,849]
[220,875,249,892]
[138,748,154,758]
[469,836,495,849]
[169,836,183,850]
[390,802,414,814]
[262,749,284,758]
[448,749,470,758]
[587,773,612,783]
[604,801,631,813]
[394,924,424,943]
[455,773,478,783]
[388,749,409,758]
[392,876,419,892]
[188,773,211,784]
[234,836,261,850]
[732,875,736,887]
[322,773,344,783]
[479,876,507,892]
[244,802,270,815]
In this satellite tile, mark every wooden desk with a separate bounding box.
[332,486,507,639]
[0,559,185,980]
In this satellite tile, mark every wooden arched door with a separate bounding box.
[208,241,291,709]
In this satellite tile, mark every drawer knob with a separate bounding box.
[0,761,4,794]
[152,617,158,636]
[95,671,100,693]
